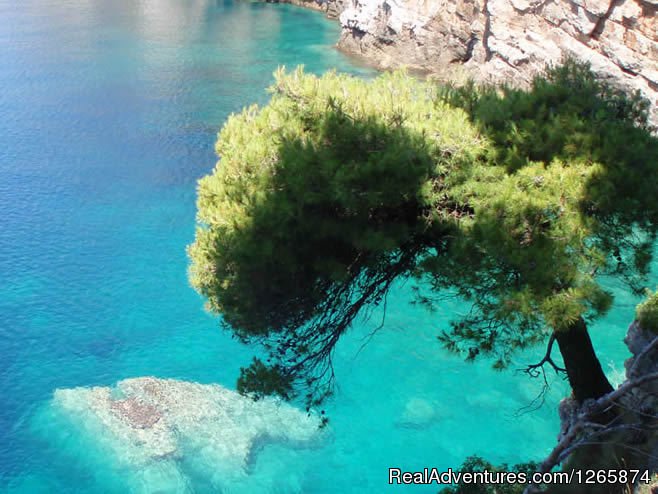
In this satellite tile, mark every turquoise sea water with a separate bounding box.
[0,0,654,492]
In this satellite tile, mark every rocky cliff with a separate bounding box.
[546,322,658,494]
[289,0,657,121]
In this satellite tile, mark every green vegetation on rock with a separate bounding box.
[636,289,658,333]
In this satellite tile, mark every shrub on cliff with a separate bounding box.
[637,289,658,333]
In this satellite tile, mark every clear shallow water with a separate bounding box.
[0,0,653,492]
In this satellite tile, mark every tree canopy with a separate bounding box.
[188,60,658,408]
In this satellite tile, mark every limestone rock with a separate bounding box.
[326,0,658,124]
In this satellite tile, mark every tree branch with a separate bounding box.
[521,333,566,378]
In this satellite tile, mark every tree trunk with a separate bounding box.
[554,316,613,403]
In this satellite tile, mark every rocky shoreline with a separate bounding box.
[549,322,658,493]
[275,0,658,124]
[265,0,347,19]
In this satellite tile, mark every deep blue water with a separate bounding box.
[0,0,653,492]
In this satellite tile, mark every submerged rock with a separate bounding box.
[110,397,163,429]
[396,397,440,429]
[53,377,323,477]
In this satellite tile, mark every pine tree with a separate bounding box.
[188,61,658,410]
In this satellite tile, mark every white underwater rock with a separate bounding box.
[53,377,323,480]
[396,397,440,428]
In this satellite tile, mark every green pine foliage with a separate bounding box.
[430,60,658,366]
[438,456,539,494]
[188,61,658,405]
[189,68,482,339]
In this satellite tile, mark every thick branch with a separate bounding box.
[555,317,614,403]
